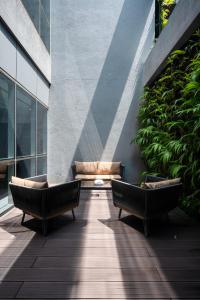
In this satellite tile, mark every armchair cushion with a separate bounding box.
[143,178,181,189]
[11,176,48,189]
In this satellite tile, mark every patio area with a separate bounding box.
[0,189,200,299]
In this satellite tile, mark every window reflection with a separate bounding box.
[37,156,47,175]
[22,0,50,52]
[0,161,14,210]
[16,158,36,179]
[16,87,36,157]
[0,73,15,159]
[0,70,47,213]
[37,102,47,155]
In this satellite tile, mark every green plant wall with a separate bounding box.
[160,0,176,28]
[134,29,200,214]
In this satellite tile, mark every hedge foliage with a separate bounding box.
[134,29,200,214]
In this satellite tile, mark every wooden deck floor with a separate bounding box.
[0,190,200,299]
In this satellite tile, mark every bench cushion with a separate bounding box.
[75,161,98,174]
[75,174,121,180]
[97,162,121,175]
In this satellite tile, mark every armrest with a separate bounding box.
[71,165,76,179]
[145,175,166,182]
[45,180,81,216]
[9,183,45,217]
[145,183,183,216]
[111,180,146,217]
[120,164,125,179]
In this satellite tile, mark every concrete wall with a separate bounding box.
[0,22,49,106]
[0,0,51,83]
[144,0,200,85]
[48,0,155,183]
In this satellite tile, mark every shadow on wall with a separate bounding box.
[70,0,154,180]
[48,0,154,183]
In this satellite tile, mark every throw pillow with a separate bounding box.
[97,162,121,175]
[11,176,48,189]
[143,178,181,189]
[75,161,98,174]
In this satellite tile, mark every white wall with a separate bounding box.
[48,0,155,183]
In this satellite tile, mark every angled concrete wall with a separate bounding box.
[0,0,51,83]
[144,0,200,85]
[48,0,154,183]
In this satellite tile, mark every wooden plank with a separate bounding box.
[33,256,155,269]
[152,257,200,269]
[33,256,200,270]
[46,233,146,240]
[0,246,149,257]
[0,282,22,298]
[0,267,160,282]
[148,248,200,257]
[17,281,200,298]
[43,238,200,249]
[0,256,36,268]
[0,239,45,248]
[0,268,160,282]
[158,269,200,281]
[5,267,200,283]
[17,281,173,298]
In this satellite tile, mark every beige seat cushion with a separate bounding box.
[143,178,181,189]
[75,161,98,174]
[11,176,48,189]
[75,174,121,180]
[0,164,7,173]
[97,162,121,175]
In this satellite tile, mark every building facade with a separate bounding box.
[0,0,50,213]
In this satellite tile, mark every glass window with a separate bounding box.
[40,10,50,51]
[0,73,15,159]
[22,0,40,32]
[0,68,47,213]
[0,161,14,210]
[16,87,36,157]
[16,158,36,178]
[41,0,50,17]
[22,0,50,52]
[37,156,47,175]
[0,70,47,214]
[37,102,47,155]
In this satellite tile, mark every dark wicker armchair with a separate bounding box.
[9,180,81,235]
[112,176,183,236]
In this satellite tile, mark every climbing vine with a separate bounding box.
[134,29,200,214]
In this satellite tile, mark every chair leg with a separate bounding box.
[118,208,122,219]
[72,209,75,220]
[42,220,48,236]
[21,212,25,225]
[143,219,149,237]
